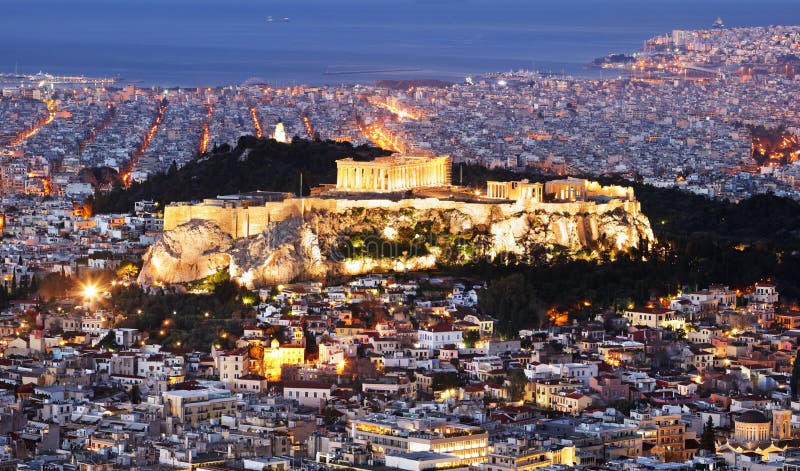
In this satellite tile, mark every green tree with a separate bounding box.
[116,262,140,282]
[608,399,634,415]
[130,385,142,404]
[322,406,341,425]
[699,416,716,453]
[431,372,462,391]
[462,330,480,348]
[478,273,547,336]
[792,350,800,400]
[505,369,528,402]
[304,325,318,360]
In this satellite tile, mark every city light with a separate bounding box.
[249,107,263,138]
[198,123,210,154]
[81,282,99,300]
[120,99,168,187]
[366,96,426,121]
[9,100,57,147]
[302,114,314,138]
[358,119,407,153]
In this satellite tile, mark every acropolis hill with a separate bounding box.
[139,155,655,287]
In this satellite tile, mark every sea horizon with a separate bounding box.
[3,0,800,88]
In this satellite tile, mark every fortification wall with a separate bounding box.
[165,196,642,240]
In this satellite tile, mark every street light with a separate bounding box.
[81,283,99,301]
[81,281,100,309]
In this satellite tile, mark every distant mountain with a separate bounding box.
[90,136,390,214]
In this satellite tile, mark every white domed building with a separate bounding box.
[718,409,796,461]
[733,410,771,445]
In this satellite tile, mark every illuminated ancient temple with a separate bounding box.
[335,155,452,192]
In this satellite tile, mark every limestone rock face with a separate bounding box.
[138,219,234,285]
[140,201,655,288]
[228,218,327,287]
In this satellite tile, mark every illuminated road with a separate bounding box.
[358,118,406,153]
[78,104,116,151]
[8,100,57,147]
[365,96,426,122]
[121,99,168,186]
[250,107,263,139]
[198,105,213,154]
[302,114,314,138]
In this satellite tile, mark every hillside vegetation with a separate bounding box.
[91,136,390,214]
[89,138,800,336]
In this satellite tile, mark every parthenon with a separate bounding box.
[335,155,452,192]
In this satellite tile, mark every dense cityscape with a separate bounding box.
[2,19,800,471]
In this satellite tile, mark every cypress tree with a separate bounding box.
[699,416,716,453]
[792,349,800,400]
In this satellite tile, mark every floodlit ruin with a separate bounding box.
[140,154,655,287]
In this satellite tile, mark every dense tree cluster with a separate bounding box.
[83,149,800,339]
[464,165,800,336]
[90,137,390,214]
[109,283,251,351]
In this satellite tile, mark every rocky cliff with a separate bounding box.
[139,200,655,288]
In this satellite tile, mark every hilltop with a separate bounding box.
[90,137,390,214]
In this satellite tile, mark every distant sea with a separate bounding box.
[3,0,800,87]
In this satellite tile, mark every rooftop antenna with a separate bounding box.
[460,163,463,186]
